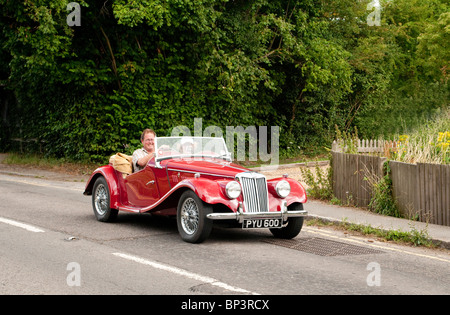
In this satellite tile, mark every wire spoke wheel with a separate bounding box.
[180,198,200,235]
[94,184,109,216]
[91,176,118,222]
[177,190,213,243]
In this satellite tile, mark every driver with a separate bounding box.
[132,129,156,172]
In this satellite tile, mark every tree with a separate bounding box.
[0,0,448,161]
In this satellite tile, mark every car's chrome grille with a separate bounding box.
[236,172,269,213]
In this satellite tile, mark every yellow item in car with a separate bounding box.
[109,153,133,176]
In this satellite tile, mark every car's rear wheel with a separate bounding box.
[177,190,213,243]
[92,176,118,222]
[270,203,304,239]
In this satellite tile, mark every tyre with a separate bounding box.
[92,176,118,222]
[270,203,304,239]
[177,190,213,243]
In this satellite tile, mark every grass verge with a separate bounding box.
[2,152,98,176]
[306,217,437,248]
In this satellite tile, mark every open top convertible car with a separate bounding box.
[84,137,308,243]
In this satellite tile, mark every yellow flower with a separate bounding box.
[399,135,409,143]
[437,131,449,142]
[437,142,449,150]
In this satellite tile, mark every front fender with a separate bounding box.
[285,177,307,205]
[83,165,121,209]
[138,177,238,214]
[139,176,306,214]
[182,177,306,213]
[181,178,239,211]
[267,177,307,209]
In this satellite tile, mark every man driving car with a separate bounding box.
[132,129,156,172]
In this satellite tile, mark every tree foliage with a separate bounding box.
[0,0,448,161]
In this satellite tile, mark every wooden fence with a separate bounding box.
[10,138,46,153]
[390,161,450,226]
[332,139,397,154]
[332,151,387,208]
[331,150,450,227]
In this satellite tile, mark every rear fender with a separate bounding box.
[83,165,120,209]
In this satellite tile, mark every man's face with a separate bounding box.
[142,132,155,153]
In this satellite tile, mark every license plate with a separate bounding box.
[242,218,283,229]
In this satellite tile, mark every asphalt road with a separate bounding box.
[0,174,449,296]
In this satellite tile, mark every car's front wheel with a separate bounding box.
[270,203,304,239]
[92,176,118,222]
[177,190,213,243]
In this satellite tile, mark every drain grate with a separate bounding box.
[264,237,384,256]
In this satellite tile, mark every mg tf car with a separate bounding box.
[83,137,308,243]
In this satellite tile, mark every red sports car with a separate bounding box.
[84,137,308,243]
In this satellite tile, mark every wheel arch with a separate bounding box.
[83,165,120,209]
[145,179,236,215]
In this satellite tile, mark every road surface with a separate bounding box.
[0,174,449,297]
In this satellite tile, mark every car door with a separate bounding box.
[124,166,160,207]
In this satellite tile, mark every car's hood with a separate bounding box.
[164,158,251,178]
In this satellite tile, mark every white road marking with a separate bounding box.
[112,252,259,295]
[0,217,45,233]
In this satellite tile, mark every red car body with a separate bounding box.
[84,137,308,243]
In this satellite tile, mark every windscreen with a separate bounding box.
[155,137,231,161]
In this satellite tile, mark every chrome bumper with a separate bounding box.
[206,201,308,223]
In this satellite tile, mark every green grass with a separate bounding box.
[2,152,98,176]
[4,153,65,166]
[306,217,436,248]
[389,107,450,165]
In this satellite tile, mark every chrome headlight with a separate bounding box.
[225,181,241,199]
[275,180,291,198]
